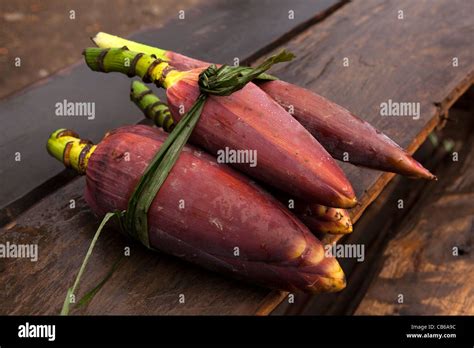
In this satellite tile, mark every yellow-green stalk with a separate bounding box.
[83,46,184,89]
[92,32,275,81]
[47,129,96,174]
[130,81,174,132]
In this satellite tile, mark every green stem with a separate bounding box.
[91,32,279,81]
[130,80,174,132]
[47,129,96,174]
[83,47,184,89]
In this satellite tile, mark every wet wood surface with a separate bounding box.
[0,0,472,315]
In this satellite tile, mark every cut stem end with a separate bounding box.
[47,129,96,174]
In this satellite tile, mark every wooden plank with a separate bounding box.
[0,0,344,209]
[260,0,474,314]
[355,105,474,315]
[0,0,345,315]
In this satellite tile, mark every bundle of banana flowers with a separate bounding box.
[47,33,435,312]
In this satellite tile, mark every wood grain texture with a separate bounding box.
[355,107,474,315]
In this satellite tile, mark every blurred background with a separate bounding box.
[0,0,200,98]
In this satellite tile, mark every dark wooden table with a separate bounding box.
[0,0,472,315]
[355,102,474,316]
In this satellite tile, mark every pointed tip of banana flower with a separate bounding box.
[307,257,346,293]
[411,161,437,180]
[334,192,358,209]
[329,176,358,208]
[391,155,436,180]
[316,182,357,209]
